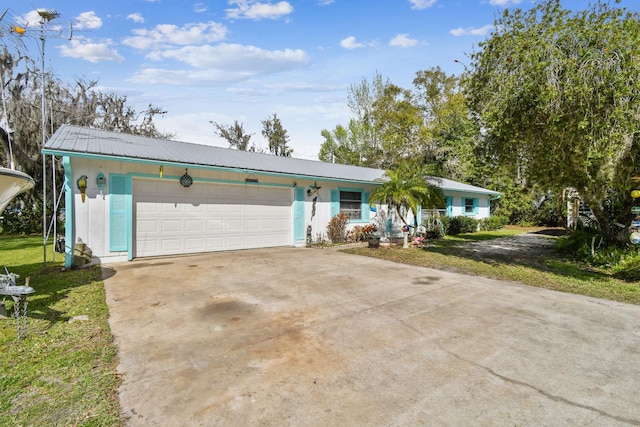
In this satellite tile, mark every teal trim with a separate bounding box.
[362,192,370,222]
[40,149,384,186]
[63,157,73,269]
[416,205,422,226]
[446,196,453,216]
[126,175,134,260]
[330,190,339,218]
[109,174,128,251]
[293,187,305,243]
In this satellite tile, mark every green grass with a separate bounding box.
[343,227,640,305]
[0,235,123,426]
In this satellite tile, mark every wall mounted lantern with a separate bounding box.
[96,172,106,198]
[180,169,193,187]
[76,175,88,203]
[159,165,164,179]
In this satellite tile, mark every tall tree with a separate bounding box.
[210,120,256,151]
[465,0,640,240]
[412,67,478,183]
[319,72,390,168]
[371,83,425,170]
[261,113,292,157]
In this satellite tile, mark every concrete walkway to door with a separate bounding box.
[103,248,640,426]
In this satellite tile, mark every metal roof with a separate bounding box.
[428,177,502,196]
[43,124,385,183]
[43,124,501,195]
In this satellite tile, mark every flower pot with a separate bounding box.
[368,237,380,248]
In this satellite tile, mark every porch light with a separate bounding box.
[96,172,105,198]
[159,165,164,179]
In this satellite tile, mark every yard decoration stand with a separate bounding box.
[0,270,35,341]
[630,178,640,245]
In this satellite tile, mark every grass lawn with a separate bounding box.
[343,227,640,305]
[0,235,122,426]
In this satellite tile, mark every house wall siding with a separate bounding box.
[67,157,379,264]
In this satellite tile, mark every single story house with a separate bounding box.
[43,125,501,267]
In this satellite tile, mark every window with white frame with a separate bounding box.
[463,197,479,215]
[340,190,362,219]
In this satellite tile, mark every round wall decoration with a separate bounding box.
[180,169,193,187]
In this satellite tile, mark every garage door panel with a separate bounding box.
[134,179,291,258]
[161,239,182,252]
[137,219,159,233]
[207,219,223,231]
[161,219,182,233]
[185,238,205,251]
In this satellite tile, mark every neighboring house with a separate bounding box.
[43,125,500,266]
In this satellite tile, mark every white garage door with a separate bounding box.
[134,179,292,258]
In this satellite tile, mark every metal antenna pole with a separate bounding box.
[36,10,60,268]
[41,31,47,268]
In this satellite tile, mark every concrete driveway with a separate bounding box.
[104,248,640,426]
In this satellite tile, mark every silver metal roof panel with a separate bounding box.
[44,124,385,183]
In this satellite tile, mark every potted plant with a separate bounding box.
[364,224,380,248]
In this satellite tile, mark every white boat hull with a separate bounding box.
[0,168,35,215]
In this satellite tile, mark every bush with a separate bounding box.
[347,224,378,242]
[327,213,349,243]
[480,215,509,231]
[1,198,45,235]
[445,216,479,235]
[558,230,640,282]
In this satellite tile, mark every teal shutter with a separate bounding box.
[473,198,479,215]
[109,174,128,251]
[294,187,305,241]
[416,205,422,226]
[362,192,370,221]
[330,190,339,218]
[446,196,453,216]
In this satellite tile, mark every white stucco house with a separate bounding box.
[43,125,501,267]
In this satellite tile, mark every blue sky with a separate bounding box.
[2,0,639,159]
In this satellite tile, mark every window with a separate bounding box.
[340,191,362,219]
[463,198,479,215]
[330,188,370,223]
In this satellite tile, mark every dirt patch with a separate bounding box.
[459,230,563,264]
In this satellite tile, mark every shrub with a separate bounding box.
[347,223,378,242]
[327,213,349,243]
[480,215,509,231]
[445,216,478,235]
[558,230,640,281]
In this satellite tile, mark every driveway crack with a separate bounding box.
[446,350,640,426]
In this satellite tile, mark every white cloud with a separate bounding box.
[228,81,345,96]
[74,11,102,30]
[134,43,309,84]
[194,3,208,13]
[318,0,335,5]
[409,0,437,10]
[389,33,417,48]
[122,22,229,50]
[450,24,494,37]
[127,13,145,24]
[340,36,364,50]
[226,1,294,20]
[58,37,124,63]
[489,0,522,5]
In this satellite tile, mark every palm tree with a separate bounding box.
[369,163,443,233]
